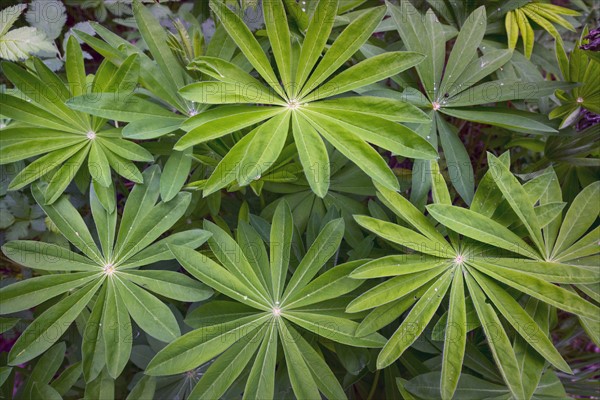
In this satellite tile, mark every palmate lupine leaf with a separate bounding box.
[347,158,599,400]
[0,38,154,207]
[146,200,385,399]
[387,1,572,204]
[0,167,212,380]
[174,0,435,198]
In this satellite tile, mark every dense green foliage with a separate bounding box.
[0,0,599,399]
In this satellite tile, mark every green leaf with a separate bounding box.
[89,141,112,187]
[285,311,387,347]
[469,268,571,373]
[377,270,452,368]
[114,166,160,255]
[278,320,321,399]
[291,323,348,400]
[347,267,446,312]
[209,0,285,99]
[103,279,131,379]
[286,260,366,308]
[82,285,107,382]
[8,279,102,365]
[436,115,474,204]
[426,204,539,259]
[243,323,277,400]
[133,1,185,90]
[441,270,466,400]
[446,50,513,99]
[32,184,105,264]
[0,272,98,314]
[19,58,83,126]
[302,52,425,101]
[303,111,399,191]
[264,0,292,95]
[291,112,330,197]
[67,93,181,123]
[115,192,192,263]
[439,7,487,96]
[553,181,600,257]
[2,240,100,272]
[488,153,545,253]
[270,201,294,302]
[354,215,454,258]
[300,6,386,97]
[120,270,212,302]
[471,260,599,321]
[0,94,82,133]
[176,106,284,150]
[441,108,557,133]
[91,182,117,261]
[306,108,436,160]
[464,270,524,399]
[374,181,446,244]
[237,111,291,186]
[189,326,265,400]
[146,314,269,376]
[45,146,90,204]
[282,218,344,302]
[169,244,269,310]
[204,220,272,303]
[294,0,338,97]
[98,137,153,163]
[114,277,180,343]
[308,96,429,123]
[160,148,192,202]
[350,255,446,279]
[66,36,88,98]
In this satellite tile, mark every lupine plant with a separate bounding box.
[0,0,599,399]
